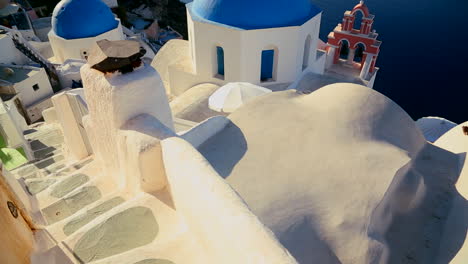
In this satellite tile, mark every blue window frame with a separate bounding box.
[261,49,274,81]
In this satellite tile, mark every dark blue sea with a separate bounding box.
[314,0,467,123]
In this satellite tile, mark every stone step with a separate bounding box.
[24,172,88,195]
[22,157,93,180]
[24,178,59,196]
[41,185,103,225]
[22,157,94,197]
[61,195,162,264]
[33,146,62,160]
[59,192,187,264]
[31,194,132,263]
[12,153,65,178]
[61,196,126,236]
[29,136,64,151]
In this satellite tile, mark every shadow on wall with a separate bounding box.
[197,121,247,178]
[121,114,176,139]
[368,146,467,263]
[436,152,468,263]
[279,215,342,264]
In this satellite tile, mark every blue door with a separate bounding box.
[261,49,274,81]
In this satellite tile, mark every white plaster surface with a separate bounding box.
[118,114,176,193]
[169,83,221,123]
[162,137,298,264]
[48,21,124,64]
[56,59,85,89]
[434,121,468,264]
[188,11,322,86]
[51,91,91,161]
[152,11,325,96]
[151,39,194,95]
[81,63,173,180]
[3,76,467,264]
[180,115,230,148]
[198,83,462,263]
[0,33,30,65]
[42,107,58,124]
[4,66,54,107]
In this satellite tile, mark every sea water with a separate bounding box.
[315,0,467,123]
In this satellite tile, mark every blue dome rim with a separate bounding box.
[189,0,322,30]
[52,0,119,40]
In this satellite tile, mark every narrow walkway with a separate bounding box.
[9,123,204,264]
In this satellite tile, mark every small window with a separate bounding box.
[216,46,225,78]
[81,50,89,60]
[33,84,39,91]
[261,49,274,82]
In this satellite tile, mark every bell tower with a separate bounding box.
[325,1,381,82]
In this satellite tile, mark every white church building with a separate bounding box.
[48,0,125,64]
[154,0,380,96]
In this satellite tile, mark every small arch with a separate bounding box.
[215,46,225,79]
[352,3,370,18]
[260,46,278,82]
[302,35,312,70]
[353,43,366,63]
[338,39,350,60]
[352,10,364,31]
[353,42,367,50]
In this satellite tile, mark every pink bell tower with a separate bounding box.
[325,1,381,82]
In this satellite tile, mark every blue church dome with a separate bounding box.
[52,0,119,40]
[191,0,321,30]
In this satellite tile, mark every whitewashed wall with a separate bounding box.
[81,64,173,180]
[161,137,299,264]
[48,21,124,64]
[0,99,29,154]
[51,90,91,161]
[13,67,53,107]
[165,10,324,95]
[0,34,30,65]
[190,11,322,83]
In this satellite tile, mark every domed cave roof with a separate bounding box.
[52,0,118,40]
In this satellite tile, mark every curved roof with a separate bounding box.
[352,1,370,17]
[197,83,460,263]
[51,0,118,40]
[191,0,321,30]
[416,116,457,143]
